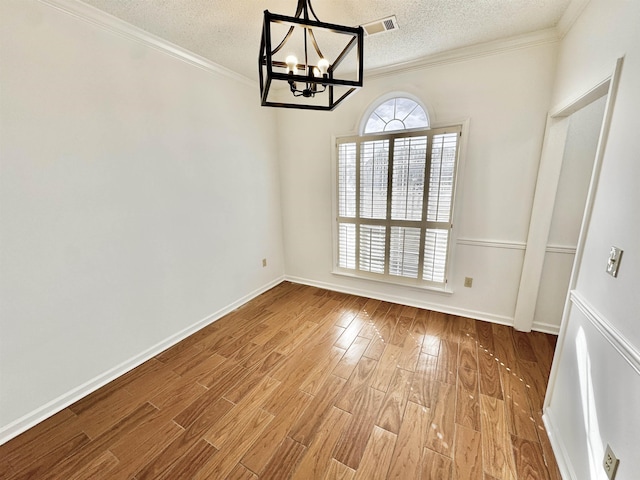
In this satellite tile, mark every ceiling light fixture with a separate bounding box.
[259,0,364,110]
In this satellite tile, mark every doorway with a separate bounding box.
[532,96,607,331]
[513,57,623,334]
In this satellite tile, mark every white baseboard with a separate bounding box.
[531,321,561,335]
[285,275,515,327]
[542,408,578,480]
[0,275,285,446]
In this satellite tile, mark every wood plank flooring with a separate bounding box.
[0,282,562,479]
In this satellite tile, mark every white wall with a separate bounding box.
[544,0,640,478]
[0,0,284,441]
[278,41,557,325]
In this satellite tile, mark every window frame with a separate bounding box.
[362,96,430,134]
[331,121,465,293]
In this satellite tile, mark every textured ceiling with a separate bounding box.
[80,0,574,81]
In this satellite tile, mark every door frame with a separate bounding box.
[513,57,624,335]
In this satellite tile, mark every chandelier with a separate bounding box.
[259,0,364,110]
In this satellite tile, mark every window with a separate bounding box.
[364,97,429,133]
[335,97,461,289]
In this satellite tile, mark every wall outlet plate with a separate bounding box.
[603,444,620,479]
[464,277,473,288]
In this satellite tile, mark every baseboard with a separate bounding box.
[0,275,285,446]
[531,321,561,335]
[542,408,578,480]
[285,275,515,327]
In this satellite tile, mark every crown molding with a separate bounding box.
[38,0,255,87]
[366,28,560,80]
[556,0,592,39]
[37,0,579,92]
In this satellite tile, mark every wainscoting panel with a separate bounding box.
[544,290,640,479]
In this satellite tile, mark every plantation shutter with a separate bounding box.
[337,126,460,288]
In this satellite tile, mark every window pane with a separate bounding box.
[359,225,386,274]
[360,140,389,219]
[391,136,427,221]
[365,115,386,134]
[427,133,458,222]
[423,228,449,283]
[338,143,357,217]
[395,98,418,120]
[338,223,356,269]
[384,119,405,132]
[389,226,421,278]
[373,99,396,123]
[364,98,428,134]
[403,106,428,130]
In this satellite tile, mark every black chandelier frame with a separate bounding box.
[259,0,364,111]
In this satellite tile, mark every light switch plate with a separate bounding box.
[606,246,623,277]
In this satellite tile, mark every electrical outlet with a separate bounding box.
[262,258,267,267]
[603,444,619,479]
[464,277,473,288]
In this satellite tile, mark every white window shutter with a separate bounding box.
[336,123,460,289]
[360,140,389,219]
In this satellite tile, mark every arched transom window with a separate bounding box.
[364,97,429,134]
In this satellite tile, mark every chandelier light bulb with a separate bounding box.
[285,55,298,73]
[317,58,330,75]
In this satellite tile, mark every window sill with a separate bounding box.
[331,269,454,296]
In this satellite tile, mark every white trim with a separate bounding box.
[331,269,453,295]
[550,76,611,118]
[570,290,640,375]
[358,93,431,136]
[446,118,471,294]
[36,0,566,89]
[513,114,571,332]
[531,321,560,335]
[544,57,624,410]
[285,275,514,327]
[331,134,340,275]
[542,289,640,479]
[556,0,592,39]
[0,276,285,446]
[515,60,615,333]
[546,244,577,255]
[38,0,254,87]
[542,409,579,480]
[456,238,526,250]
[366,28,559,80]
[333,122,465,293]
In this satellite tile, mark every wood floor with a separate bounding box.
[0,282,562,480]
